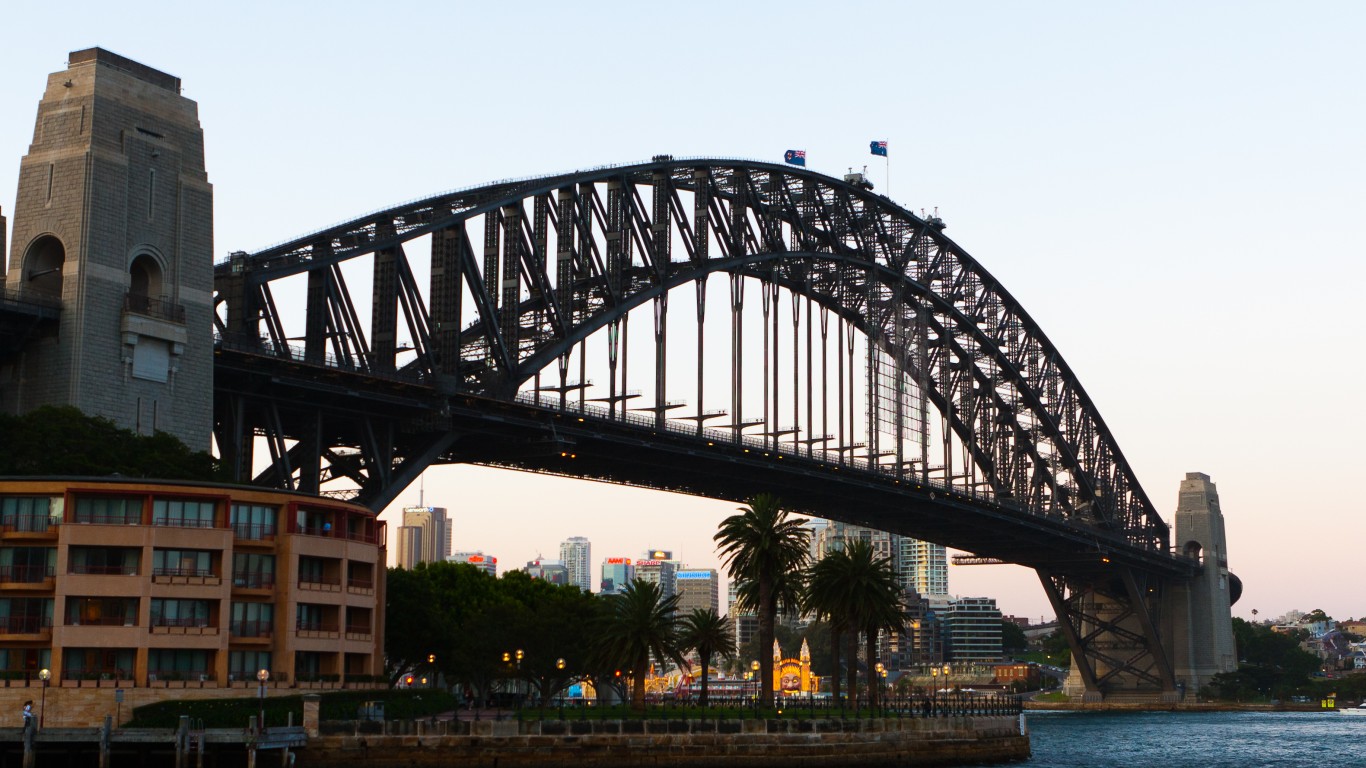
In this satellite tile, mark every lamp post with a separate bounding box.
[875,662,885,708]
[38,668,50,730]
[256,668,270,732]
[750,660,760,705]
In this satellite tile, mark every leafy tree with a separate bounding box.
[594,579,686,708]
[715,493,810,708]
[1000,620,1028,656]
[0,405,220,479]
[1202,618,1322,700]
[804,547,852,701]
[678,608,734,706]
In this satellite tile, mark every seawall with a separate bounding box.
[303,715,1029,767]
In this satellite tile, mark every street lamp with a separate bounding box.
[38,668,50,730]
[750,660,760,704]
[256,668,270,731]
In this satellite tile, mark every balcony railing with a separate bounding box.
[153,567,215,579]
[0,616,52,634]
[295,620,338,633]
[346,576,374,590]
[150,617,211,629]
[124,293,186,323]
[230,620,273,638]
[0,565,55,583]
[152,518,216,529]
[231,571,276,589]
[72,514,141,526]
[232,523,277,541]
[70,564,138,576]
[0,517,57,533]
[68,615,136,627]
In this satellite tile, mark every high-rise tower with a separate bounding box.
[559,536,592,593]
[2,49,213,449]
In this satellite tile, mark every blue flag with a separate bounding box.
[870,140,888,157]
[784,149,806,167]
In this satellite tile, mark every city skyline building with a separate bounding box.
[600,557,634,595]
[559,536,592,592]
[945,597,1003,662]
[635,557,679,601]
[395,526,423,570]
[676,569,720,616]
[401,506,449,567]
[525,558,568,585]
[449,551,497,576]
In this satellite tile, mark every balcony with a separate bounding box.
[232,523,277,543]
[298,579,341,594]
[70,564,138,576]
[152,567,221,587]
[0,616,52,638]
[295,620,339,639]
[124,293,186,324]
[149,618,218,636]
[345,623,373,642]
[0,565,55,585]
[229,620,273,639]
[231,571,276,590]
[346,576,374,596]
[0,517,58,536]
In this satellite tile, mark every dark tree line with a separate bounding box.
[0,406,220,480]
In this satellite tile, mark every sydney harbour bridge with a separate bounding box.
[210,156,1236,700]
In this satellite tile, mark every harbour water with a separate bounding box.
[972,710,1366,767]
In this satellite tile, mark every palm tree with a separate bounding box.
[678,608,734,706]
[804,546,853,702]
[805,539,903,708]
[715,493,811,708]
[595,579,686,709]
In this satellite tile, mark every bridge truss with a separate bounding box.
[213,157,1198,698]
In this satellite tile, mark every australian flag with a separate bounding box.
[784,149,806,167]
[870,140,888,157]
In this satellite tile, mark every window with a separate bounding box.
[152,549,213,578]
[66,597,138,626]
[346,607,372,635]
[152,499,216,528]
[0,548,55,583]
[0,649,49,674]
[68,547,140,575]
[0,497,60,532]
[0,598,52,634]
[62,648,134,679]
[294,651,322,680]
[232,553,275,589]
[73,496,141,525]
[230,602,273,637]
[230,503,277,540]
[295,508,334,537]
[296,603,326,632]
[229,650,271,681]
[150,599,211,628]
[148,649,211,681]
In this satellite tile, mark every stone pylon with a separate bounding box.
[2,48,213,450]
[1162,472,1237,695]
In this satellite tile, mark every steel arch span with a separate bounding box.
[212,157,1221,699]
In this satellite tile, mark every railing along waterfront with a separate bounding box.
[473,693,1023,723]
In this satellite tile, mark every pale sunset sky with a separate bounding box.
[2,1,1363,624]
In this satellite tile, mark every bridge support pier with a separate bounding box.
[1047,472,1237,701]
